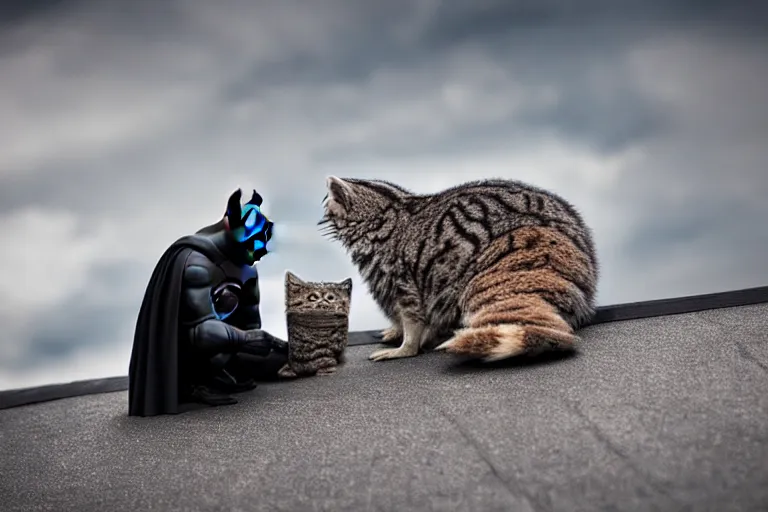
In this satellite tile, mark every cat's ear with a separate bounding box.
[326,176,352,209]
[285,271,305,287]
[340,277,353,293]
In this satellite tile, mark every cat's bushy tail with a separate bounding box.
[435,226,596,362]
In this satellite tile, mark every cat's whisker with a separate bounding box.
[319,226,338,236]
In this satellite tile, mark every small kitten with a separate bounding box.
[278,271,352,378]
[319,177,598,363]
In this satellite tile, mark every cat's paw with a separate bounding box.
[379,326,402,343]
[316,366,338,376]
[277,363,298,379]
[368,347,418,362]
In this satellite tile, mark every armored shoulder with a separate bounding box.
[182,252,218,288]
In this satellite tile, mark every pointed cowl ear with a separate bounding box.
[226,188,243,226]
[247,189,264,207]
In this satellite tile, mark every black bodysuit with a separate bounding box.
[128,225,287,417]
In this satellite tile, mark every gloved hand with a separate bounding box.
[268,334,289,355]
[247,329,289,354]
[241,328,273,356]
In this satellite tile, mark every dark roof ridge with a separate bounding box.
[1,285,766,410]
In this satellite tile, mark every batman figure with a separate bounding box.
[128,188,288,417]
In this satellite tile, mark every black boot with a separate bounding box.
[189,385,238,406]
[212,368,258,393]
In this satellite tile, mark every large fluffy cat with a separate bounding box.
[278,271,352,378]
[319,177,598,362]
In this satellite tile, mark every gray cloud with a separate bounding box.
[1,0,767,388]
[2,0,762,211]
[6,260,147,368]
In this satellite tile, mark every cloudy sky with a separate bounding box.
[1,0,766,391]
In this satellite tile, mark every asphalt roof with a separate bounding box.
[1,288,767,512]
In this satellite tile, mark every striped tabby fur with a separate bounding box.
[319,177,598,362]
[278,271,352,378]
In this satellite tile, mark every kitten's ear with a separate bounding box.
[326,176,352,209]
[285,271,305,286]
[340,277,353,293]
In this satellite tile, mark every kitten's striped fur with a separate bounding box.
[320,177,598,362]
[278,271,352,378]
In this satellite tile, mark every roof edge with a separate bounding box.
[589,284,768,324]
[2,285,766,410]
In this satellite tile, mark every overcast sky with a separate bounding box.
[1,0,766,390]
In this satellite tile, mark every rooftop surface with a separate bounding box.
[1,289,767,512]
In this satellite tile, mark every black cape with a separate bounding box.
[128,235,226,417]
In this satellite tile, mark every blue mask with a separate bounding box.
[225,188,274,264]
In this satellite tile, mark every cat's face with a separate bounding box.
[285,271,352,315]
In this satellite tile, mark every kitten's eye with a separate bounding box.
[308,292,320,302]
[325,293,336,302]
